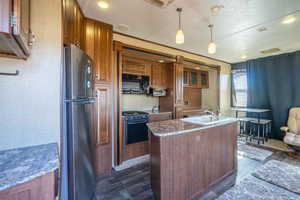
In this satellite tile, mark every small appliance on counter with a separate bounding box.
[149,87,167,97]
[122,74,149,94]
[122,111,149,145]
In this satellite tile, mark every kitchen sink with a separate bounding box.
[180,115,234,126]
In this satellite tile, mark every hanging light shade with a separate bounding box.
[208,42,216,54]
[176,29,184,44]
[176,8,184,44]
[208,24,216,54]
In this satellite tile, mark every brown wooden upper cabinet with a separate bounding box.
[122,57,151,77]
[0,0,32,59]
[149,112,172,122]
[151,62,167,89]
[63,0,84,48]
[199,70,209,88]
[84,19,113,83]
[183,68,198,88]
[183,68,209,89]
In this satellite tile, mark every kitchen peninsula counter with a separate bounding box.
[147,117,238,200]
[147,118,237,137]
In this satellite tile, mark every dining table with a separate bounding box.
[232,107,272,144]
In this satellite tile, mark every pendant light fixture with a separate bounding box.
[176,8,184,44]
[208,24,216,54]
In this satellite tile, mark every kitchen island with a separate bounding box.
[147,116,238,200]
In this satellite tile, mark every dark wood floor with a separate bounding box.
[94,149,299,200]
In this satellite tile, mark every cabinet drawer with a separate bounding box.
[149,113,172,122]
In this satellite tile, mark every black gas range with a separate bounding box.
[122,111,149,120]
[122,111,149,145]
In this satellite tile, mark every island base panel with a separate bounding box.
[150,122,237,200]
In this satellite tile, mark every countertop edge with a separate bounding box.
[0,143,59,192]
[0,165,59,191]
[149,119,238,137]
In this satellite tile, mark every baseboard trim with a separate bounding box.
[113,154,150,171]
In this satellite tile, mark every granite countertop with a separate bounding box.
[0,143,59,191]
[144,110,172,115]
[147,118,237,137]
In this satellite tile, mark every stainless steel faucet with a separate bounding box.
[204,109,219,120]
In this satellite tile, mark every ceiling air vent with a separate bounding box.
[144,0,175,8]
[260,48,281,54]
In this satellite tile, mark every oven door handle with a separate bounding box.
[127,119,149,124]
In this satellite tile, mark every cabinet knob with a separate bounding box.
[95,72,99,80]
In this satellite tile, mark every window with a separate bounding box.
[232,70,247,107]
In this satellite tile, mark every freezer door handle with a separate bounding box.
[64,97,96,104]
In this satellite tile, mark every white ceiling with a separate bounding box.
[78,0,300,63]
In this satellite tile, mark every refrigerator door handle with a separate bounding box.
[64,97,96,104]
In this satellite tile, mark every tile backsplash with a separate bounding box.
[122,94,159,111]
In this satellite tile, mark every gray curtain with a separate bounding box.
[233,51,300,139]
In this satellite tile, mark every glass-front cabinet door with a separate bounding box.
[190,71,198,87]
[183,70,189,86]
[199,71,209,88]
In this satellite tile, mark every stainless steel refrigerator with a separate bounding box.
[61,45,96,200]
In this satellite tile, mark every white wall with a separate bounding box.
[0,0,62,151]
[220,65,232,116]
[202,70,218,111]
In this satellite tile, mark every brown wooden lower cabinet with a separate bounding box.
[175,107,183,119]
[0,172,56,200]
[93,84,112,176]
[150,122,237,200]
[149,112,172,122]
[123,141,149,161]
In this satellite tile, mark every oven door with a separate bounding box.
[124,118,148,145]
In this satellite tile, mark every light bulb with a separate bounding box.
[282,16,296,24]
[98,1,109,9]
[176,29,184,44]
[208,42,216,54]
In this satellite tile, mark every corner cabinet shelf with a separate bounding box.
[0,0,32,59]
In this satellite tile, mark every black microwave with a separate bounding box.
[122,74,149,94]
